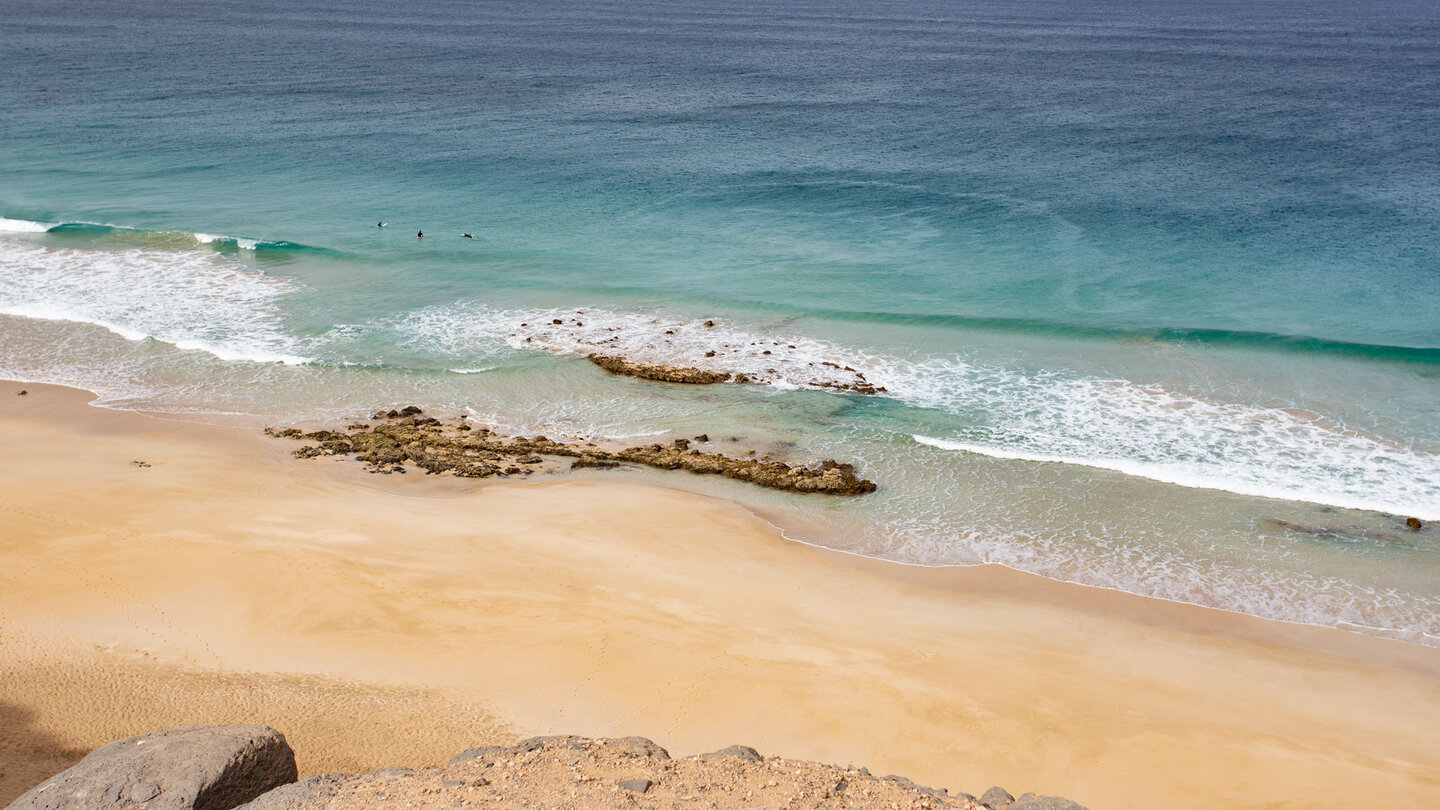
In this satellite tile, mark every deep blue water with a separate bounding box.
[2,0,1438,642]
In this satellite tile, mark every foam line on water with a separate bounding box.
[0,238,312,365]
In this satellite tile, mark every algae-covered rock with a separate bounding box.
[266,410,876,495]
[586,354,732,384]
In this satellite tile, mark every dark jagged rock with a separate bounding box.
[586,354,732,385]
[8,723,296,810]
[884,774,951,799]
[609,446,877,495]
[265,411,877,495]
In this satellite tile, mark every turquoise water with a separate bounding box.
[2,0,1438,642]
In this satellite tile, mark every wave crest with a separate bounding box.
[0,238,311,365]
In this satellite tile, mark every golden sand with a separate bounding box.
[2,381,1438,808]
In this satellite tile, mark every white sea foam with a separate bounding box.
[900,360,1440,520]
[398,302,1440,519]
[192,232,261,250]
[0,238,311,365]
[397,304,889,391]
[0,217,52,233]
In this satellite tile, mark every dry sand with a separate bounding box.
[1,381,1438,809]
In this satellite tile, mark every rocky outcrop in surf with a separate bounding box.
[494,313,887,394]
[586,353,734,384]
[266,408,877,496]
[10,727,1089,810]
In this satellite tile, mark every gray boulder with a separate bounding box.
[1010,792,1089,810]
[696,744,763,763]
[230,774,357,810]
[6,723,297,810]
[980,785,1015,808]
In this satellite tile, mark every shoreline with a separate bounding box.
[3,379,1440,808]
[15,378,1440,667]
[22,376,1440,670]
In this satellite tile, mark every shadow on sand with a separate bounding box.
[0,701,89,806]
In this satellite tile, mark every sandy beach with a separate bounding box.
[2,380,1438,809]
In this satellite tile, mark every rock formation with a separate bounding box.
[10,729,1090,810]
[266,409,877,495]
[586,353,733,384]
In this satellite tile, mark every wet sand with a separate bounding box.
[1,381,1438,808]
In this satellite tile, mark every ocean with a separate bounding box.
[2,0,1437,643]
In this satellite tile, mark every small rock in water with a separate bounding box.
[1407,517,1424,530]
[704,320,715,327]
[132,460,151,468]
[16,389,26,396]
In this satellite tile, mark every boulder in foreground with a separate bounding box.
[6,724,296,810]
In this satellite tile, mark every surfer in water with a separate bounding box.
[377,221,386,228]
[417,230,423,239]
[462,233,474,238]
